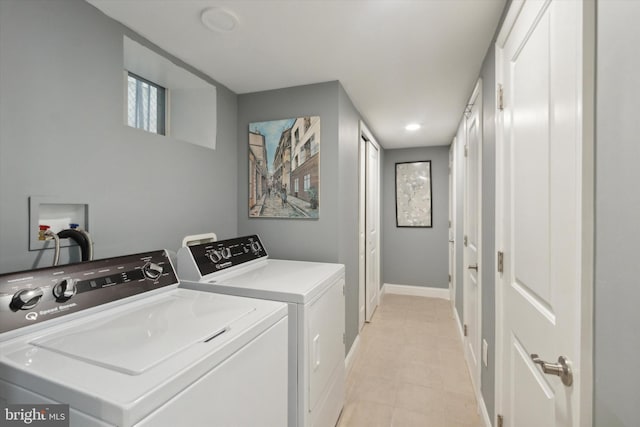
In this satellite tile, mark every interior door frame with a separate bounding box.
[493,1,595,425]
[494,35,507,427]
[449,138,457,306]
[358,124,366,331]
[359,121,381,326]
[463,78,483,396]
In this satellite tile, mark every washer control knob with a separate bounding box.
[142,262,163,280]
[251,241,261,253]
[11,288,44,310]
[53,278,77,300]
[206,250,222,263]
[221,247,232,259]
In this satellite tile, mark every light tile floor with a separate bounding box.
[337,294,482,427]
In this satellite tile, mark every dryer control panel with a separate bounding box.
[0,250,178,334]
[188,235,268,277]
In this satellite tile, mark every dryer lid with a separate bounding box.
[30,291,255,375]
[204,259,344,303]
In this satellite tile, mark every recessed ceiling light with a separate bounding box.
[405,123,421,131]
[201,7,239,33]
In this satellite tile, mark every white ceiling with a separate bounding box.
[87,0,506,149]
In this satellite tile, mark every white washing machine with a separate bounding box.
[0,249,288,427]
[177,235,345,427]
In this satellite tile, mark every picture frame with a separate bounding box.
[248,116,320,219]
[395,160,432,228]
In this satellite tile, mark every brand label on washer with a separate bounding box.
[2,404,69,426]
[38,303,78,317]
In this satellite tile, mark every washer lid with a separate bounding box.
[30,292,255,375]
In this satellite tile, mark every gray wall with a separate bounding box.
[237,82,340,262]
[594,2,640,425]
[0,0,239,273]
[382,146,449,288]
[337,85,364,355]
[237,81,365,353]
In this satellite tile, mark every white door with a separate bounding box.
[359,122,381,324]
[496,0,593,426]
[463,80,482,392]
[365,135,380,322]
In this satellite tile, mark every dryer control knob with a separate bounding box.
[221,248,232,259]
[53,278,77,300]
[11,288,44,310]
[142,262,163,280]
[206,250,222,263]
[251,242,261,253]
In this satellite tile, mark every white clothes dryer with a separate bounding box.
[0,250,288,427]
[177,235,345,427]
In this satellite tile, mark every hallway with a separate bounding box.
[338,294,481,427]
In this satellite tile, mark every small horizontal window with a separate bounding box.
[124,36,216,149]
[127,72,166,135]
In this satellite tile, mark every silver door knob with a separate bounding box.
[530,354,573,386]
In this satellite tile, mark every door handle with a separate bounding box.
[448,240,455,243]
[530,354,573,386]
[468,264,478,271]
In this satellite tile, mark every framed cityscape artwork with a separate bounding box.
[395,160,432,227]
[248,116,320,219]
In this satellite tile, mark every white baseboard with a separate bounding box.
[345,334,360,373]
[382,283,450,300]
[478,393,492,427]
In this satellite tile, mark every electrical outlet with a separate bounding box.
[482,339,488,367]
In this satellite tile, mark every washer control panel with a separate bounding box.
[0,250,178,334]
[188,235,267,277]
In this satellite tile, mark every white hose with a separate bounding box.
[45,230,61,266]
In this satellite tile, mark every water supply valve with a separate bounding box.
[38,225,50,241]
